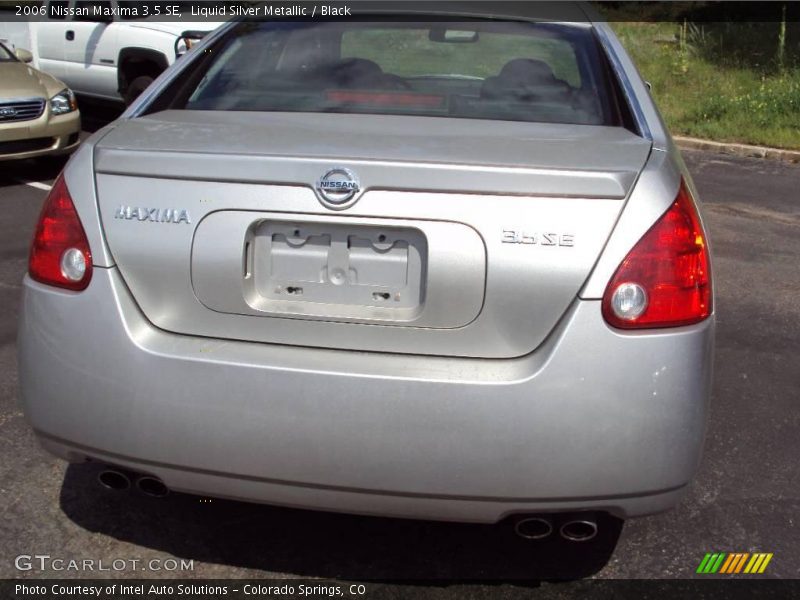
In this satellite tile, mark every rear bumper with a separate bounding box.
[18,268,714,523]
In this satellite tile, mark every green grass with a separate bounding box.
[613,22,800,150]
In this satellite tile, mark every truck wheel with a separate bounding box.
[123,75,155,105]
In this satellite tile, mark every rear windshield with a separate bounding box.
[161,20,619,126]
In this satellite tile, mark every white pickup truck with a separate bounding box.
[23,1,219,104]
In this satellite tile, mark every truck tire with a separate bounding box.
[123,75,155,105]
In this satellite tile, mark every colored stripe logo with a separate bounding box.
[696,552,773,574]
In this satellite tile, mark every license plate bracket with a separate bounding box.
[245,220,427,319]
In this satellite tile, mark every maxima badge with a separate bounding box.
[316,167,361,209]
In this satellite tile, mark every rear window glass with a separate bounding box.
[341,28,582,87]
[165,20,618,126]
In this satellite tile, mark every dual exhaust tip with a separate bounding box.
[97,469,169,498]
[514,515,598,542]
[97,470,598,541]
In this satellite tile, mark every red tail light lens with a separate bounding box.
[29,174,93,291]
[602,180,712,329]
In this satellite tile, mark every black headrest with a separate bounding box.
[497,59,559,85]
[329,58,383,79]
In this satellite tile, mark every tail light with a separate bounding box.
[29,174,92,291]
[602,179,711,329]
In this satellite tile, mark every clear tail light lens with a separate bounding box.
[602,179,712,329]
[29,174,93,291]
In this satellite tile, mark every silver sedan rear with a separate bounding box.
[18,5,713,543]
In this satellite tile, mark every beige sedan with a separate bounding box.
[0,42,80,161]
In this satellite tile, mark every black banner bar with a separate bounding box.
[0,1,799,23]
[3,579,800,600]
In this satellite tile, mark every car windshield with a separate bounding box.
[0,43,16,62]
[163,19,619,126]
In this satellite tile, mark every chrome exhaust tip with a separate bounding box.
[514,517,554,540]
[135,476,169,498]
[97,469,131,491]
[559,519,598,542]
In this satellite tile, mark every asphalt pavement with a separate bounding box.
[0,109,798,591]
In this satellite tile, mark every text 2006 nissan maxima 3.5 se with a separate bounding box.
[19,4,713,543]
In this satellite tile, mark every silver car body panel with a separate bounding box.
[95,111,647,197]
[91,112,651,358]
[19,7,714,523]
[19,269,713,521]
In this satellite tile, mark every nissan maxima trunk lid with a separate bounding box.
[93,111,651,358]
